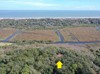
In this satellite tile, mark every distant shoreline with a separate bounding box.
[0,17,100,19]
[0,10,100,19]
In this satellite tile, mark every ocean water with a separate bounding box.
[0,10,100,18]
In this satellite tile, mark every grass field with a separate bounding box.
[60,29,77,42]
[0,27,100,43]
[11,30,59,42]
[61,27,100,42]
[0,28,16,40]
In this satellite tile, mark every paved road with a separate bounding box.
[55,30,64,42]
[2,30,20,42]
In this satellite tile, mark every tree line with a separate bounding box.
[0,18,100,30]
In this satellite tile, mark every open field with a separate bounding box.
[61,27,100,42]
[11,30,59,42]
[0,28,16,41]
[0,27,100,43]
[60,29,76,42]
[0,42,12,47]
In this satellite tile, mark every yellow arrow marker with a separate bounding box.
[56,61,63,69]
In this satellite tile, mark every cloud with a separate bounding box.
[60,5,97,10]
[19,2,56,7]
[1,0,56,7]
[74,6,96,10]
[0,0,99,10]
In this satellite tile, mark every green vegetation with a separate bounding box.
[0,46,100,74]
[0,18,100,74]
[0,18,100,30]
[14,40,52,45]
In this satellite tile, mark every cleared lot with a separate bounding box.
[61,27,100,42]
[1,27,100,43]
[11,30,59,42]
[0,28,16,41]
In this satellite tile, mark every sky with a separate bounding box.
[0,0,100,10]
